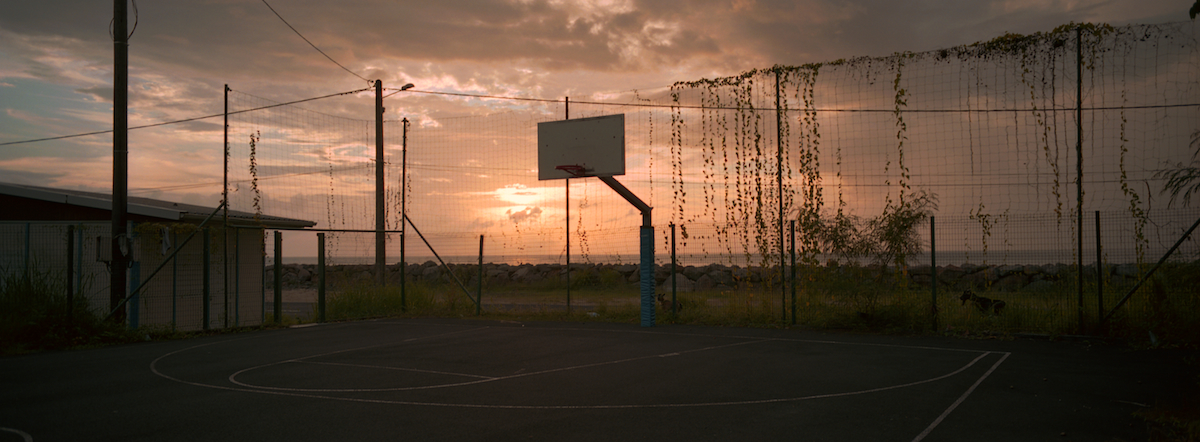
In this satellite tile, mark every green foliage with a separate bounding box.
[863,190,938,271]
[1155,130,1200,208]
[248,130,263,221]
[0,268,136,355]
[326,281,474,320]
[803,190,937,273]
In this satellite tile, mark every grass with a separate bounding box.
[0,267,300,356]
[313,261,1200,348]
[0,268,142,355]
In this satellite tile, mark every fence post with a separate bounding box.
[1075,25,1085,335]
[670,223,677,316]
[234,228,240,327]
[640,226,655,327]
[931,216,938,332]
[478,234,483,316]
[66,224,75,325]
[790,219,796,325]
[203,228,210,330]
[273,231,282,324]
[24,222,30,275]
[1095,211,1103,333]
[172,230,177,329]
[318,232,326,323]
[775,68,786,324]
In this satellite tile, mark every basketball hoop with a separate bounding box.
[555,164,588,177]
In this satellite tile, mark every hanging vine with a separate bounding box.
[1112,26,1149,265]
[790,64,825,266]
[248,130,263,223]
[662,21,1179,285]
[890,52,913,206]
[670,91,687,243]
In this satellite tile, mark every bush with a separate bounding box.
[0,269,134,354]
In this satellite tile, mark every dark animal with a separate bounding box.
[656,293,683,312]
[959,290,1006,314]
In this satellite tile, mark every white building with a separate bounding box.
[0,182,314,330]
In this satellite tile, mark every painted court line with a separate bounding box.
[227,337,772,392]
[152,324,1009,413]
[226,326,493,390]
[183,351,999,410]
[911,351,1012,442]
[0,427,33,442]
[298,360,498,380]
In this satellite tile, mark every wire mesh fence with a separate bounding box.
[258,207,1197,340]
[0,222,267,333]
[12,21,1197,342]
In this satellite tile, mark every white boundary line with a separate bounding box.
[151,323,1009,410]
[225,326,493,390]
[911,352,1011,441]
[228,338,769,392]
[0,427,33,442]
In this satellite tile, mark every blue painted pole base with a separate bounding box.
[640,226,655,327]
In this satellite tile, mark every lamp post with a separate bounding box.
[376,82,415,286]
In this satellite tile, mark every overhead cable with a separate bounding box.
[260,0,369,83]
[0,87,368,147]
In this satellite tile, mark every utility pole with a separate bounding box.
[111,0,129,323]
[376,80,386,286]
[400,117,409,309]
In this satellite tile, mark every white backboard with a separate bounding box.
[537,114,625,180]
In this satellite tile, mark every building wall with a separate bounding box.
[0,221,113,318]
[1,221,265,331]
[132,224,266,331]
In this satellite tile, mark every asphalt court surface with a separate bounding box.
[2,318,1193,441]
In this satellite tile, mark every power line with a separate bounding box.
[131,163,374,194]
[408,88,1200,113]
[260,0,369,84]
[5,85,1195,148]
[0,87,368,147]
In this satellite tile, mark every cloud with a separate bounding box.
[0,0,1187,232]
[506,206,543,223]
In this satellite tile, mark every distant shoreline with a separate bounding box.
[273,249,1169,267]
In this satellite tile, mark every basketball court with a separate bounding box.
[2,318,1185,441]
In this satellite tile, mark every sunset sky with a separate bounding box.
[1,1,1194,261]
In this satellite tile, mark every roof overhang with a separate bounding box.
[0,182,184,220]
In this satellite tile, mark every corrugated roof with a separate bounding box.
[0,182,316,228]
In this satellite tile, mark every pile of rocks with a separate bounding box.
[268,260,1146,293]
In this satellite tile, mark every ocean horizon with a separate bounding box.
[274,249,1159,267]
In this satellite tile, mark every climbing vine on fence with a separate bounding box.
[663,21,1187,275]
[247,130,263,222]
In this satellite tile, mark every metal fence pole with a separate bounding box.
[66,224,75,325]
[203,228,210,330]
[790,219,796,325]
[171,230,177,329]
[670,223,677,316]
[273,231,282,324]
[318,232,326,323]
[1095,211,1103,333]
[24,222,30,275]
[775,69,785,324]
[930,216,938,332]
[234,228,240,327]
[478,234,484,316]
[1075,25,1085,334]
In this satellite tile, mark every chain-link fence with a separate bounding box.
[1,222,266,332]
[259,207,1197,340]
